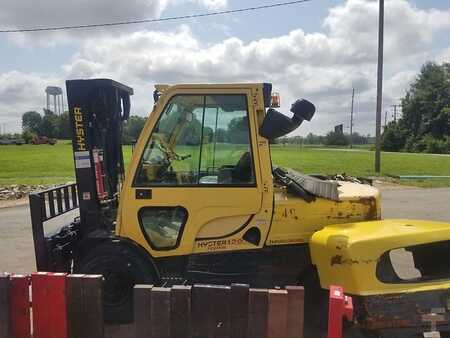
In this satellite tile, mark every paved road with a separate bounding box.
[380,186,450,221]
[0,187,449,273]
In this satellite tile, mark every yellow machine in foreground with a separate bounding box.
[31,80,450,338]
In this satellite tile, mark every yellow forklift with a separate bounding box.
[30,79,450,337]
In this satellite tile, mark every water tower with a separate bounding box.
[45,86,64,115]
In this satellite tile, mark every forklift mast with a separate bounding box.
[66,79,133,231]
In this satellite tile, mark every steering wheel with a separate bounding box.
[154,135,191,161]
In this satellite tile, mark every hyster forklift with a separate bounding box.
[30,79,450,337]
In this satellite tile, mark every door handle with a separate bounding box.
[136,189,152,199]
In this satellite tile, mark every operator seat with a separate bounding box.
[232,151,254,183]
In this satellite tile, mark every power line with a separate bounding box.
[0,0,313,33]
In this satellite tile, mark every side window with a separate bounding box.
[139,207,187,250]
[134,95,203,186]
[134,94,255,186]
[199,95,255,185]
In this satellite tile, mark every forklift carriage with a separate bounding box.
[30,79,133,272]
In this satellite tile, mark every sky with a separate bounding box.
[0,0,449,136]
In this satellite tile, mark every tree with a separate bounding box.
[57,111,71,139]
[227,117,249,144]
[324,131,349,146]
[40,109,59,138]
[381,122,407,152]
[400,62,449,149]
[380,62,450,153]
[21,130,36,143]
[22,111,42,134]
[123,115,147,144]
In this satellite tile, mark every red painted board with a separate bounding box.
[32,273,68,338]
[31,273,49,338]
[10,275,31,338]
[48,273,68,338]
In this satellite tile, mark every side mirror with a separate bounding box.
[259,99,315,139]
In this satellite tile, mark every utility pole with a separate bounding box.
[350,88,355,148]
[391,104,401,122]
[375,0,384,174]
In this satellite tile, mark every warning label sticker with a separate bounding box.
[75,151,91,169]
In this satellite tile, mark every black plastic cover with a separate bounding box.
[259,99,316,139]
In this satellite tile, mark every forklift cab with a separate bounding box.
[119,84,276,256]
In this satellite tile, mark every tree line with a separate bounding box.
[15,62,450,153]
[21,110,147,144]
[276,132,373,146]
[382,62,450,154]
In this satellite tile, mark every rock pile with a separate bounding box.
[0,185,53,200]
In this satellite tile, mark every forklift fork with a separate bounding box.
[29,183,80,272]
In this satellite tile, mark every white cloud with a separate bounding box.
[436,47,450,64]
[0,71,61,130]
[0,0,168,29]
[1,0,449,134]
[194,0,227,10]
[1,0,227,47]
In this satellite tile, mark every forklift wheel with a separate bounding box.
[75,242,157,323]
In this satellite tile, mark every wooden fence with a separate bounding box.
[0,272,305,338]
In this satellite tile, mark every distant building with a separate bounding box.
[334,124,344,134]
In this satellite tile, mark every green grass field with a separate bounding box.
[1,142,449,187]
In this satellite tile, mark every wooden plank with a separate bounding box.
[192,285,230,338]
[230,284,249,338]
[0,274,11,338]
[134,285,152,338]
[10,275,31,338]
[170,286,191,338]
[32,272,68,338]
[248,288,268,338]
[48,273,69,338]
[267,290,288,338]
[31,273,50,338]
[151,287,171,338]
[286,286,304,338]
[104,324,134,338]
[82,275,103,338]
[67,275,85,338]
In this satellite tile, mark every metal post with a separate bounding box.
[384,111,388,128]
[375,0,384,174]
[350,88,355,149]
[46,93,50,111]
[62,92,65,113]
[53,95,57,115]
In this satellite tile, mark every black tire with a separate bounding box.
[75,242,157,323]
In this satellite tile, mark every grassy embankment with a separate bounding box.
[0,141,449,187]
